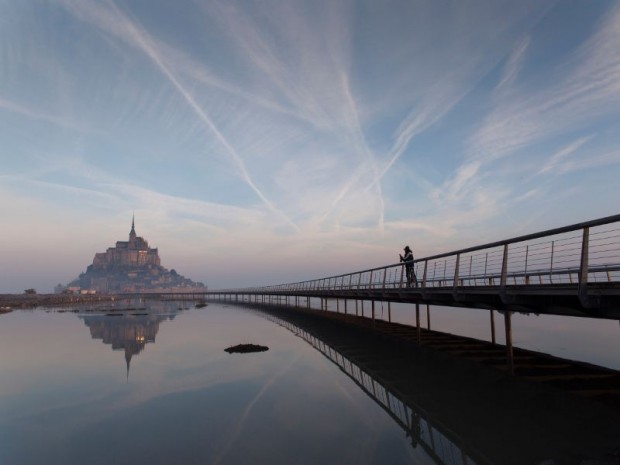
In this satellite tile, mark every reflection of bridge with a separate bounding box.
[253,306,620,465]
[268,315,483,465]
[200,215,620,374]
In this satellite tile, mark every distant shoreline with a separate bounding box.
[0,293,117,311]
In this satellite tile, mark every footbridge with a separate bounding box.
[147,214,620,376]
[206,214,620,320]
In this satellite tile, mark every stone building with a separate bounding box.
[92,217,161,270]
[65,217,205,293]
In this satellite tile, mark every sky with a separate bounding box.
[1,0,620,293]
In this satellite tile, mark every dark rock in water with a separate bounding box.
[195,302,207,308]
[225,344,269,354]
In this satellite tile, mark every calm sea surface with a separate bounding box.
[0,299,618,465]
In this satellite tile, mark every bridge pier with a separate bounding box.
[416,303,421,344]
[426,304,430,330]
[505,311,514,376]
[490,310,496,344]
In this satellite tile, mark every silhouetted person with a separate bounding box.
[399,245,417,287]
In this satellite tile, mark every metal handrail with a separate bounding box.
[215,215,620,298]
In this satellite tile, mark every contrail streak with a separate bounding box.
[104,0,299,232]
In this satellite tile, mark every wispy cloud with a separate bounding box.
[536,136,592,176]
[441,4,620,202]
[496,37,530,93]
[57,0,299,231]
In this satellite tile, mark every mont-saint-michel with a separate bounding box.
[61,217,205,293]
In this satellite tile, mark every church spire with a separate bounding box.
[129,213,137,241]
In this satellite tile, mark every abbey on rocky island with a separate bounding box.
[63,217,205,293]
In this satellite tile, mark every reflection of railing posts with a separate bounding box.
[267,315,481,465]
[579,227,590,307]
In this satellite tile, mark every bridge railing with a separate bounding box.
[235,214,620,294]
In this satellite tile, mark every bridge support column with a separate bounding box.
[356,300,359,316]
[416,303,421,344]
[388,302,391,323]
[490,310,496,344]
[504,311,514,375]
[372,301,375,326]
[426,304,431,330]
[336,298,339,314]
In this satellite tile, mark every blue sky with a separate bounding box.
[1,0,619,292]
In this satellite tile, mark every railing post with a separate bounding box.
[524,245,529,285]
[500,244,508,289]
[382,268,387,289]
[578,227,590,307]
[422,260,428,290]
[453,253,460,292]
[499,244,509,304]
[550,240,555,284]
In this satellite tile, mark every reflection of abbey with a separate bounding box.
[64,217,205,293]
[80,300,181,378]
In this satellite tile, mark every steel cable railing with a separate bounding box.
[219,214,620,295]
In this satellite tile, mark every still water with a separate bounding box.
[0,300,618,465]
[0,301,422,465]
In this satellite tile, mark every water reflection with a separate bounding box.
[79,299,187,378]
[266,315,482,465]
[257,307,620,465]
